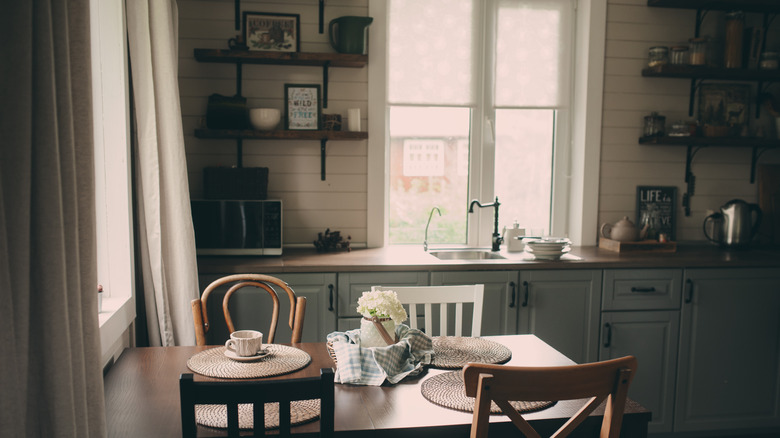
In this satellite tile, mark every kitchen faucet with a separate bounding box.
[423,207,442,251]
[468,197,503,251]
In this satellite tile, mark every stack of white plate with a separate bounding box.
[523,237,571,260]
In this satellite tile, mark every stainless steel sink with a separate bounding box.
[428,249,506,260]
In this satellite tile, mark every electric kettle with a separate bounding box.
[703,199,762,247]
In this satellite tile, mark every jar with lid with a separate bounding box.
[760,51,779,70]
[689,37,707,65]
[670,46,688,65]
[648,46,669,67]
[724,11,744,68]
[643,112,666,137]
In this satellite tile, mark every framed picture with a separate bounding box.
[284,84,321,130]
[636,186,677,241]
[697,84,750,136]
[243,12,300,52]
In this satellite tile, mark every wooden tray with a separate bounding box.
[599,238,677,253]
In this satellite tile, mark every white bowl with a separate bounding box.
[249,108,280,130]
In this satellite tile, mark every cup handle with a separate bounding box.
[328,20,339,50]
[225,339,235,352]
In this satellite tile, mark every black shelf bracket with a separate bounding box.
[236,138,243,168]
[234,0,240,30]
[750,146,774,183]
[688,78,703,116]
[322,61,330,108]
[320,139,328,180]
[694,8,710,37]
[683,144,706,216]
[319,0,325,33]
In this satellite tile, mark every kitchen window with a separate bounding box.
[381,0,575,246]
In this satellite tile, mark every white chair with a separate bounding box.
[371,285,485,336]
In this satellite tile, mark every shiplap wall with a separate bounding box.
[179,0,779,247]
[601,0,780,242]
[178,0,369,246]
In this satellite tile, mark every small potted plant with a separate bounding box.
[356,290,408,348]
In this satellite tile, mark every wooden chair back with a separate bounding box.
[463,356,638,438]
[179,368,334,437]
[191,274,306,346]
[371,284,485,336]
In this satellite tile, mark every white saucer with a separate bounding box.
[224,348,270,362]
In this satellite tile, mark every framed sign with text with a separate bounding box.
[284,84,321,130]
[636,186,676,241]
[243,12,300,52]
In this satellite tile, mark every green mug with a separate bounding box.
[329,16,373,54]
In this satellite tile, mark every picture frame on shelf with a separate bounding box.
[243,12,300,52]
[636,186,677,241]
[698,84,750,137]
[284,84,321,130]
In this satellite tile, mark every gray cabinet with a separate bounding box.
[518,270,601,364]
[600,269,682,435]
[675,268,780,433]
[197,273,336,344]
[431,270,519,336]
[336,271,428,331]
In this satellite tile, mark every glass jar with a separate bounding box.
[669,121,691,137]
[724,11,744,68]
[648,46,669,67]
[643,112,666,137]
[670,46,689,65]
[760,51,779,70]
[689,37,707,65]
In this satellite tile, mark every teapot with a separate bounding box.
[600,216,643,242]
[703,199,762,247]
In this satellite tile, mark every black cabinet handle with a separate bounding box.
[328,284,334,311]
[603,322,612,348]
[522,281,529,307]
[631,286,656,293]
[684,279,693,304]
[508,281,516,308]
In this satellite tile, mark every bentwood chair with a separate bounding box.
[463,356,638,438]
[370,284,485,336]
[179,368,335,437]
[191,274,306,345]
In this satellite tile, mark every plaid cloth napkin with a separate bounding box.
[326,324,433,386]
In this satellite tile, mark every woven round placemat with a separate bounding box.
[431,337,512,369]
[421,371,555,414]
[187,345,311,379]
[195,400,320,430]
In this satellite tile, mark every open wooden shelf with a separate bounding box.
[647,0,780,14]
[193,49,368,68]
[642,64,780,82]
[638,135,780,147]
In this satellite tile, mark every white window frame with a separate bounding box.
[91,0,135,365]
[367,0,605,247]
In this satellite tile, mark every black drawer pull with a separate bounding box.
[684,279,693,304]
[603,322,612,348]
[508,281,516,308]
[631,286,656,293]
[521,281,529,307]
[328,284,334,311]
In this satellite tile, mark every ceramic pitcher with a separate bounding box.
[329,16,373,54]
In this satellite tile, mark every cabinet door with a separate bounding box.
[600,311,679,434]
[518,270,601,363]
[676,268,780,432]
[337,271,428,331]
[431,271,519,336]
[197,273,337,344]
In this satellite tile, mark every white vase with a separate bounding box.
[360,317,396,348]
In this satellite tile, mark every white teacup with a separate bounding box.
[225,330,263,357]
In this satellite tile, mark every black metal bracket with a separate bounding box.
[322,61,330,108]
[319,0,325,33]
[750,146,774,183]
[321,139,328,180]
[683,144,706,216]
[688,78,703,117]
[694,9,710,38]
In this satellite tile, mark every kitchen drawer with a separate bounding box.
[336,271,429,318]
[602,269,682,311]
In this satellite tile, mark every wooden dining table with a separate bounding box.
[104,334,650,437]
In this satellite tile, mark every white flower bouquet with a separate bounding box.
[356,290,408,324]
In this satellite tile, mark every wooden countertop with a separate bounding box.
[198,244,780,274]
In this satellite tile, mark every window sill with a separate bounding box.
[98,295,135,356]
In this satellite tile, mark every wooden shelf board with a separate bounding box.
[193,49,368,68]
[639,136,780,147]
[194,129,368,141]
[642,65,780,82]
[648,0,780,14]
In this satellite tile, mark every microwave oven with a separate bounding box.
[191,199,282,255]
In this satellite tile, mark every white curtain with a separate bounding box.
[126,0,200,346]
[0,0,106,436]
